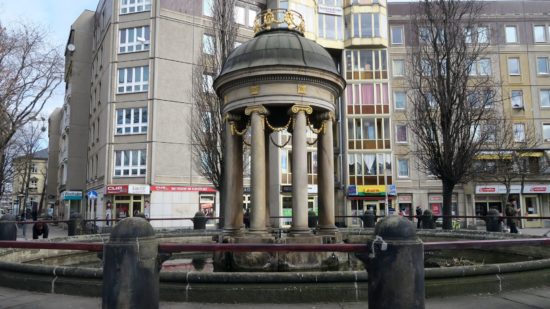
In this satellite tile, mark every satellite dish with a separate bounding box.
[67,44,76,52]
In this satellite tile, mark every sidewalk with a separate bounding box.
[0,285,548,308]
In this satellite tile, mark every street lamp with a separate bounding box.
[17,193,25,217]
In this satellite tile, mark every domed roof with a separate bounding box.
[219,29,339,77]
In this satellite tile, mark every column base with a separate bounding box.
[316,224,339,234]
[289,227,311,236]
[223,227,244,236]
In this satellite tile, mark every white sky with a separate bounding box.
[0,0,98,118]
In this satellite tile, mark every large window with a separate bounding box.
[345,50,388,80]
[470,58,492,76]
[203,0,213,17]
[119,26,150,53]
[397,158,409,178]
[318,0,343,40]
[345,83,389,106]
[534,25,546,43]
[114,150,146,176]
[117,66,149,94]
[390,26,404,45]
[347,117,390,150]
[202,34,214,55]
[513,123,525,142]
[507,57,520,75]
[537,57,549,75]
[234,6,245,25]
[505,26,518,43]
[540,89,550,107]
[351,13,387,39]
[478,26,489,44]
[120,0,151,15]
[348,153,392,185]
[116,107,148,135]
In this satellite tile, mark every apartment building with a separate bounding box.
[388,0,550,227]
[11,149,48,217]
[54,0,550,228]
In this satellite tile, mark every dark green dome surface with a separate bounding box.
[219,30,339,77]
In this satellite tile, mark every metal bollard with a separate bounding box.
[192,211,207,230]
[68,212,83,236]
[361,210,376,228]
[0,214,17,240]
[358,216,425,309]
[485,208,502,232]
[102,217,159,309]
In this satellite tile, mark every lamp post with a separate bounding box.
[17,193,26,239]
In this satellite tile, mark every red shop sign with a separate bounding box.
[106,185,128,194]
[151,185,217,193]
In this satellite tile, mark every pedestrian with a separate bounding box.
[32,222,49,239]
[105,201,112,226]
[243,208,250,228]
[144,200,150,219]
[505,203,519,234]
[416,206,423,229]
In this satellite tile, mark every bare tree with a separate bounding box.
[475,118,546,204]
[406,0,497,229]
[11,121,46,216]
[190,0,239,223]
[0,23,63,194]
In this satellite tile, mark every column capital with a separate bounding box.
[289,104,313,115]
[244,105,268,116]
[224,113,241,123]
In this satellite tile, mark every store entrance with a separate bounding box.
[114,195,144,219]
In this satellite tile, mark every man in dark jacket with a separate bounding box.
[415,206,423,229]
[32,222,49,239]
[505,203,518,234]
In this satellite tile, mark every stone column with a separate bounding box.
[223,114,244,234]
[290,105,312,234]
[245,106,268,234]
[317,112,337,233]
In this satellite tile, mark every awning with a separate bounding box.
[348,196,395,201]
[520,151,544,157]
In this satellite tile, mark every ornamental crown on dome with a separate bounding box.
[253,9,305,35]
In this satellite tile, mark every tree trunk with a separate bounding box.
[442,181,455,230]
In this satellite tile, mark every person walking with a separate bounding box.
[505,203,519,234]
[415,206,423,229]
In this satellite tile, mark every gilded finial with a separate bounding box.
[253,9,305,35]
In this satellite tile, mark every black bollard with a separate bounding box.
[102,217,159,309]
[192,211,207,230]
[358,216,425,309]
[0,214,17,240]
[68,212,83,236]
[307,210,318,228]
[421,209,435,229]
[485,208,503,232]
[361,210,376,228]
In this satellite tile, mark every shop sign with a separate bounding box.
[398,195,412,203]
[475,184,521,194]
[523,184,550,193]
[128,184,150,195]
[387,184,397,196]
[281,185,292,193]
[62,191,82,201]
[106,185,128,194]
[318,4,343,16]
[347,185,386,196]
[308,185,317,194]
[429,194,458,202]
[150,185,217,193]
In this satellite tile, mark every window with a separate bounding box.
[543,124,550,142]
[537,57,549,75]
[534,25,546,43]
[30,163,38,173]
[505,26,518,43]
[117,66,149,93]
[478,26,489,44]
[318,1,343,41]
[478,58,492,75]
[202,34,214,55]
[540,89,550,107]
[391,26,404,44]
[202,74,214,93]
[120,0,151,15]
[203,0,213,17]
[114,150,146,176]
[419,27,430,43]
[234,6,245,25]
[248,9,257,28]
[345,49,388,80]
[508,58,520,75]
[352,13,387,39]
[29,179,38,189]
[513,123,525,142]
[119,26,150,53]
[394,91,406,109]
[397,158,409,177]
[392,59,405,76]
[421,59,431,76]
[116,107,148,134]
[511,90,524,108]
[396,125,408,143]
